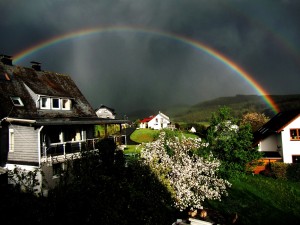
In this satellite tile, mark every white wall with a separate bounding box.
[280,115,300,163]
[96,108,115,119]
[148,113,170,130]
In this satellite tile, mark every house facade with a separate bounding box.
[139,111,170,130]
[253,110,300,173]
[0,56,127,193]
[95,104,116,119]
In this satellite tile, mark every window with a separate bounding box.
[10,97,24,106]
[62,99,71,110]
[9,129,14,152]
[40,97,72,110]
[41,97,50,109]
[292,155,300,163]
[290,129,300,140]
[52,98,60,109]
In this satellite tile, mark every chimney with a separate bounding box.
[30,61,41,71]
[0,54,13,65]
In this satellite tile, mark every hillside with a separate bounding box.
[127,94,300,123]
[164,94,300,123]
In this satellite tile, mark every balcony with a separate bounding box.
[41,138,99,163]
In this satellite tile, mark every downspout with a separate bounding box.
[38,126,44,167]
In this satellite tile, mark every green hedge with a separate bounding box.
[269,162,300,181]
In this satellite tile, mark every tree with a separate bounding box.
[205,106,262,178]
[240,112,269,132]
[140,131,231,211]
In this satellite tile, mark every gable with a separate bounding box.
[253,110,300,144]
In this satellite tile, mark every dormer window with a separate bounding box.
[11,97,24,106]
[41,97,51,109]
[39,96,72,110]
[52,98,60,109]
[62,99,71,110]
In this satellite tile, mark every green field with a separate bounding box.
[205,175,300,224]
[123,128,300,224]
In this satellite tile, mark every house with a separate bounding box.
[0,55,127,193]
[95,104,116,119]
[189,126,196,133]
[139,111,170,130]
[252,109,300,173]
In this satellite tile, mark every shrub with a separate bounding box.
[287,163,300,181]
[269,162,288,180]
[205,106,262,178]
[7,166,45,195]
[269,162,300,181]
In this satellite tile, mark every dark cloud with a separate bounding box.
[1,0,300,118]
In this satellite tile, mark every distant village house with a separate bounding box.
[95,104,116,119]
[139,111,170,130]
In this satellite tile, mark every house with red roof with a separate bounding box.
[139,112,170,130]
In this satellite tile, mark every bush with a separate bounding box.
[269,162,288,180]
[287,163,300,181]
[205,106,262,178]
[269,162,300,181]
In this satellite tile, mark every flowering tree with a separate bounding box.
[140,131,231,211]
[240,112,269,132]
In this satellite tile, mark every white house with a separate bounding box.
[139,111,170,130]
[95,104,116,119]
[253,110,300,164]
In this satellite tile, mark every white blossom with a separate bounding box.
[140,132,231,211]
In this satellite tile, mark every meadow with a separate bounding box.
[124,128,300,225]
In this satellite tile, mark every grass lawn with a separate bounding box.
[124,128,300,225]
[205,174,300,225]
[130,128,199,144]
[130,128,160,143]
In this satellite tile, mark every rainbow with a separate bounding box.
[12,25,279,113]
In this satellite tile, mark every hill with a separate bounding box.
[126,94,300,123]
[164,94,300,123]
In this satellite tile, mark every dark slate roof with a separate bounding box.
[0,61,97,120]
[253,109,300,144]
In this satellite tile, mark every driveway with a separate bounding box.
[121,127,139,145]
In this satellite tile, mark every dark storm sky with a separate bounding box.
[1,0,300,117]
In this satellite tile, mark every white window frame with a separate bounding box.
[40,97,50,109]
[40,96,72,110]
[9,129,14,152]
[61,99,71,110]
[10,97,24,106]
